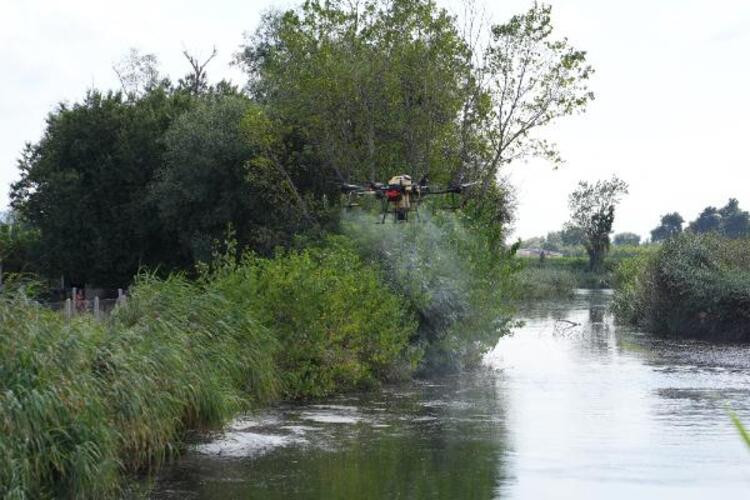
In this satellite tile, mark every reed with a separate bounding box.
[514,265,577,300]
[0,273,278,498]
[0,237,416,497]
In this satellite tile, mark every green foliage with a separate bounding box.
[341,210,517,373]
[0,273,278,498]
[515,264,576,299]
[0,235,417,496]
[688,198,749,238]
[11,0,591,288]
[521,225,591,255]
[9,83,332,285]
[612,233,750,339]
[567,176,629,272]
[240,0,592,198]
[650,212,683,242]
[718,199,750,238]
[10,87,194,286]
[150,94,271,261]
[239,0,471,184]
[483,3,594,171]
[0,213,41,276]
[213,237,418,398]
[613,232,641,246]
[518,245,653,290]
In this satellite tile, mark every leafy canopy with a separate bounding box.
[568,175,628,270]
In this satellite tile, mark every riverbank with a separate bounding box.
[0,239,417,498]
[612,233,750,340]
[515,245,655,300]
[0,222,515,498]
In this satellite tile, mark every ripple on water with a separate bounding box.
[227,414,281,431]
[300,411,361,424]
[194,432,301,458]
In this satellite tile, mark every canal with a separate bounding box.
[152,290,750,498]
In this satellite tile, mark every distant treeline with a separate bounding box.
[650,198,750,242]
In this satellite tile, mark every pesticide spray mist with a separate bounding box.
[340,208,517,373]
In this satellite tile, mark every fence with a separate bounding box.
[44,287,128,321]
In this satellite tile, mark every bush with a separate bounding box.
[612,233,750,339]
[515,265,576,299]
[213,236,418,398]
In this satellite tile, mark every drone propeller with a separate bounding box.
[451,181,479,193]
[340,183,364,193]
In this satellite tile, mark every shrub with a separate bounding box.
[515,265,576,299]
[217,236,418,398]
[612,233,750,339]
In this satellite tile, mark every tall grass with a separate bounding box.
[0,236,417,497]
[514,265,576,300]
[0,275,278,498]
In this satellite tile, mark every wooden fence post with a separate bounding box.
[94,296,100,320]
[65,298,72,320]
[71,287,77,316]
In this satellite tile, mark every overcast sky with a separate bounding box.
[2,0,749,240]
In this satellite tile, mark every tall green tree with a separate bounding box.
[239,0,592,225]
[687,199,749,238]
[688,206,721,234]
[239,0,471,185]
[718,198,749,238]
[10,88,193,286]
[470,3,594,188]
[650,212,684,242]
[150,94,256,262]
[613,232,641,246]
[567,176,628,271]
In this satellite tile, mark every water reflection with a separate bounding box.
[153,290,750,499]
[487,289,750,498]
[152,374,510,499]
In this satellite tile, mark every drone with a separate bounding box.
[340,174,478,223]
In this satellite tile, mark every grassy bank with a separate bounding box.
[0,237,417,498]
[612,233,750,339]
[514,265,577,300]
[516,245,653,297]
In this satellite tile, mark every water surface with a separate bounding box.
[152,290,750,498]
